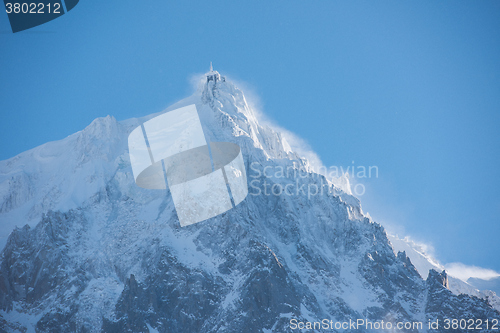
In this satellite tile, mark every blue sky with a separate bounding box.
[1,1,499,275]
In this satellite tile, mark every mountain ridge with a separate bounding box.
[0,73,498,332]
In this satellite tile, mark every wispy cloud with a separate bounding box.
[387,234,500,284]
[221,74,327,172]
[445,263,500,282]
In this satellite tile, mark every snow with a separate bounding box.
[147,323,159,333]
[0,302,45,333]
[387,234,443,279]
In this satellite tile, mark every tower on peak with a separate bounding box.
[206,63,225,83]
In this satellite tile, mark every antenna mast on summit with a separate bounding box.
[210,62,213,72]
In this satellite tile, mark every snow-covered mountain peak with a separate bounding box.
[1,72,499,332]
[0,71,350,249]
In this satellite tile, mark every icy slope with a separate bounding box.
[0,72,498,332]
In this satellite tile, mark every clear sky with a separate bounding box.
[0,1,499,274]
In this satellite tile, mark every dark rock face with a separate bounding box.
[102,242,303,333]
[0,211,91,332]
[0,211,90,310]
[425,270,499,333]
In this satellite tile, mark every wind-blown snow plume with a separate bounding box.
[446,263,500,282]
